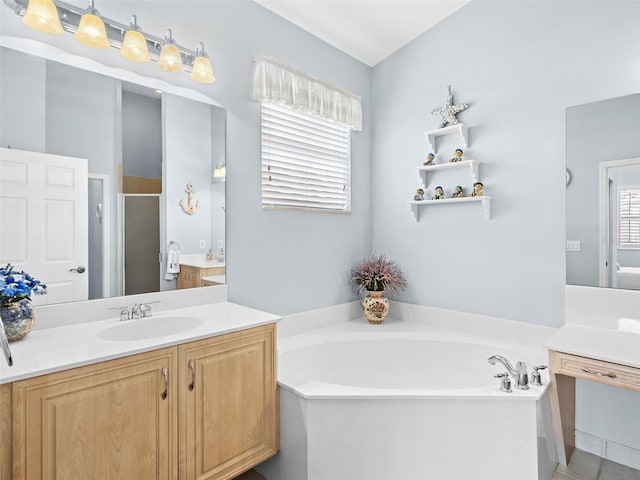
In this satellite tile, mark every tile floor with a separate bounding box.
[236,451,640,480]
[554,449,640,480]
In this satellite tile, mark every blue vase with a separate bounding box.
[0,298,35,342]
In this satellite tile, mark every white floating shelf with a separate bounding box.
[408,196,491,221]
[418,159,479,186]
[425,124,469,153]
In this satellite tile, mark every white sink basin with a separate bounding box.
[97,316,204,341]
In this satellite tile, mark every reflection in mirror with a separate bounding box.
[0,45,226,305]
[566,93,640,290]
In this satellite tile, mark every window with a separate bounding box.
[261,102,351,212]
[619,187,640,248]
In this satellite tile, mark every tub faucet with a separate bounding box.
[487,355,529,390]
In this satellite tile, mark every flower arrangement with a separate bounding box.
[0,264,47,306]
[351,254,407,296]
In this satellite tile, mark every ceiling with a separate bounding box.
[254,0,471,66]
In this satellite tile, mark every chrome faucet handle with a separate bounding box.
[531,365,548,386]
[108,305,131,321]
[140,303,153,318]
[494,372,512,393]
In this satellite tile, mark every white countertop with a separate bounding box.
[179,253,225,269]
[0,302,279,384]
[545,324,640,369]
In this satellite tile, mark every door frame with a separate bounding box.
[88,173,110,299]
[599,157,640,287]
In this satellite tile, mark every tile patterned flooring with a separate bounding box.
[237,451,640,480]
[553,450,640,480]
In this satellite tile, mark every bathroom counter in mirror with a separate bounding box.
[0,302,279,384]
[177,260,226,289]
[546,325,640,467]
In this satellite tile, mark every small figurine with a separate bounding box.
[452,185,464,198]
[423,153,436,166]
[432,186,445,200]
[414,188,425,201]
[449,148,463,163]
[471,182,484,197]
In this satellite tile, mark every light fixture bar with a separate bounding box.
[4,0,199,71]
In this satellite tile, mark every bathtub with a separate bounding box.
[258,318,558,480]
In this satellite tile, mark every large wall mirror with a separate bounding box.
[566,93,640,290]
[0,42,226,305]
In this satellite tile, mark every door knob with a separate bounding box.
[69,266,86,273]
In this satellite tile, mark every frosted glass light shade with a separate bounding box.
[121,30,150,62]
[75,12,109,48]
[23,0,63,35]
[157,43,183,72]
[190,56,215,84]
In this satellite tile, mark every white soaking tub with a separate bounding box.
[258,318,558,480]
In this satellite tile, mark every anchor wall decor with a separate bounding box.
[179,182,201,215]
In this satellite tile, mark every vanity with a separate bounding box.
[0,298,279,480]
[177,255,226,290]
[547,286,640,466]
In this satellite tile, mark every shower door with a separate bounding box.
[123,195,160,295]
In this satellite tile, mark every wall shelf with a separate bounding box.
[425,124,469,153]
[408,196,491,221]
[418,159,478,186]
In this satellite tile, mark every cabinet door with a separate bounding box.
[178,324,278,480]
[177,266,200,289]
[12,348,178,480]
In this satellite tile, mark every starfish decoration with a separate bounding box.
[431,85,469,128]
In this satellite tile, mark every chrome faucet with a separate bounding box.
[0,319,13,366]
[488,355,529,390]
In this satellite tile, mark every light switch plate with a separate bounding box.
[566,240,581,252]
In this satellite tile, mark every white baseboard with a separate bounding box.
[576,430,640,470]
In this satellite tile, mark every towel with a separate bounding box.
[165,249,181,280]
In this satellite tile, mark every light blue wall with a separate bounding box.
[371,0,640,328]
[0,0,372,315]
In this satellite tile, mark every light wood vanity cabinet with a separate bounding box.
[177,265,225,289]
[178,325,278,480]
[4,323,278,480]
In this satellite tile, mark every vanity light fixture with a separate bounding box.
[4,0,216,84]
[74,0,109,49]
[189,42,216,84]
[157,29,183,73]
[22,0,63,34]
[120,15,150,62]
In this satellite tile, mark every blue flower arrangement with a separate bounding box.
[0,264,47,306]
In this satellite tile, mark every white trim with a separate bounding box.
[599,158,640,287]
[88,173,110,299]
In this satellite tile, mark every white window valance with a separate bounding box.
[252,58,362,131]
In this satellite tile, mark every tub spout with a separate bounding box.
[488,355,528,390]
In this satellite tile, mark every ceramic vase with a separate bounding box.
[362,290,389,325]
[0,298,35,342]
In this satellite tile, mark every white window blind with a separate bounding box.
[619,187,640,247]
[261,102,351,212]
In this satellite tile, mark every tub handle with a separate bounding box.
[188,359,196,391]
[580,367,616,379]
[494,372,512,393]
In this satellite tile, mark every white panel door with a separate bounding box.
[0,148,88,304]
